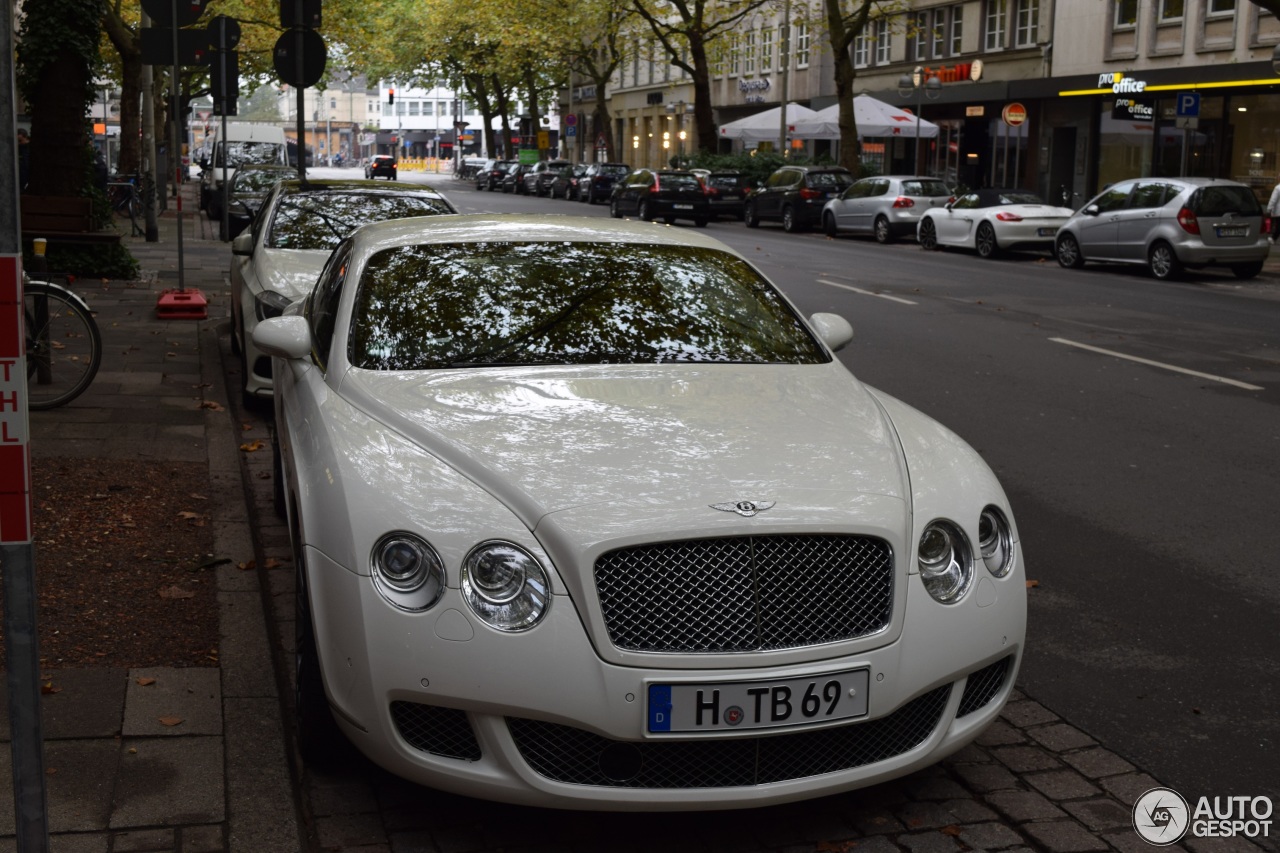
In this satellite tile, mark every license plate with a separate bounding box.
[1037,227,1058,237]
[1216,226,1248,237]
[674,204,693,209]
[647,669,869,733]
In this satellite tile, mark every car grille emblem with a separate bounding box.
[710,500,776,517]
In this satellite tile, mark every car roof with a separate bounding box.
[277,178,445,198]
[347,214,745,257]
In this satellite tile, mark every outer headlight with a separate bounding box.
[254,289,293,321]
[917,520,973,604]
[978,506,1015,578]
[371,533,445,612]
[461,541,550,632]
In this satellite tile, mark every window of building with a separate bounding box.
[1206,0,1234,16]
[874,18,891,64]
[1114,0,1137,28]
[913,11,929,60]
[396,102,405,116]
[424,101,434,117]
[730,33,741,76]
[1158,0,1183,21]
[853,28,871,68]
[1014,0,1039,46]
[795,21,811,67]
[382,102,391,117]
[950,6,964,53]
[761,26,774,73]
[985,0,1007,51]
[409,101,420,116]
[744,30,757,75]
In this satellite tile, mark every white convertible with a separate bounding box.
[254,215,1027,810]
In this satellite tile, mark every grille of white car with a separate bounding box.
[507,684,950,788]
[390,702,481,760]
[955,655,1013,718]
[594,535,894,652]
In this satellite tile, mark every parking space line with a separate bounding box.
[1049,337,1264,391]
[816,279,918,305]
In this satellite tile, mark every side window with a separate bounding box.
[869,179,890,197]
[1128,182,1172,209]
[1092,185,1133,213]
[952,193,980,210]
[765,171,788,189]
[308,241,353,371]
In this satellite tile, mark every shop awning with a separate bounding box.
[790,95,940,140]
[717,103,818,142]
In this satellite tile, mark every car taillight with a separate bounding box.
[798,187,823,200]
[1177,207,1200,234]
[705,186,719,197]
[892,196,914,209]
[995,211,1023,222]
[652,175,661,191]
[1265,215,1272,235]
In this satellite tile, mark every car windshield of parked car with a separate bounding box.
[708,175,745,190]
[1193,185,1261,216]
[217,141,286,168]
[602,165,630,176]
[347,241,827,370]
[267,191,453,251]
[233,169,289,194]
[810,172,854,190]
[902,180,950,197]
[659,173,701,190]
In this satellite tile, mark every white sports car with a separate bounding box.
[254,215,1027,810]
[917,188,1074,258]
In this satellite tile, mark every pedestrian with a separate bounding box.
[16,127,30,191]
[1267,178,1280,243]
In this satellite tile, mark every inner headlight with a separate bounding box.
[371,533,445,611]
[917,520,973,604]
[461,541,550,632]
[978,506,1015,578]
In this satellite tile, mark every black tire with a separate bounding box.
[695,217,708,228]
[975,222,999,259]
[918,217,939,250]
[23,282,102,409]
[610,198,621,219]
[874,215,893,244]
[1148,241,1184,280]
[294,549,348,768]
[1231,261,1264,279]
[782,206,801,233]
[822,213,838,238]
[744,201,760,228]
[639,200,654,222]
[1056,233,1085,269]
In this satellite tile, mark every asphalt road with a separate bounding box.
[304,166,1280,809]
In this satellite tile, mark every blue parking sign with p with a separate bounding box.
[1176,92,1200,118]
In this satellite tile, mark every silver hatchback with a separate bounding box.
[822,175,953,243]
[1054,177,1270,280]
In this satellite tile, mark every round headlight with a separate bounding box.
[371,533,445,611]
[978,506,1015,578]
[917,520,973,604]
[461,541,550,631]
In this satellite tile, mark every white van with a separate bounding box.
[199,123,289,219]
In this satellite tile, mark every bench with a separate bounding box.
[20,196,122,248]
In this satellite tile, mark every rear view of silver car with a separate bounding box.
[1055,177,1270,280]
[823,176,952,243]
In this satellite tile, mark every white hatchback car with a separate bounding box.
[229,179,455,402]
[254,215,1027,810]
[917,188,1075,258]
[822,175,953,243]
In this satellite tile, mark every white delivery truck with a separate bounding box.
[199,122,289,220]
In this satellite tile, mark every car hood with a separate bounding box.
[338,363,908,529]
[252,247,332,299]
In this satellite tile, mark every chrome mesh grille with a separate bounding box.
[956,656,1013,718]
[508,685,950,788]
[390,701,482,761]
[595,535,894,652]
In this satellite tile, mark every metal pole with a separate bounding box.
[778,0,790,156]
[141,10,159,241]
[170,0,185,291]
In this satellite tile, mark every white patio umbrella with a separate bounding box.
[717,103,819,142]
[790,94,940,140]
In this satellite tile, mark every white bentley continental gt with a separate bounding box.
[253,214,1027,810]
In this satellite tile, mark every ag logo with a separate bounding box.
[1133,787,1190,845]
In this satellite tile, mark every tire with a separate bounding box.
[1148,241,1184,280]
[822,213,838,238]
[918,218,939,250]
[1056,233,1085,269]
[294,548,348,768]
[744,201,760,228]
[238,321,256,409]
[975,222,999,259]
[782,206,800,233]
[695,217,708,228]
[23,282,102,409]
[639,200,654,222]
[610,198,621,219]
[874,215,893,244]
[1231,261,1264,279]
[663,216,676,225]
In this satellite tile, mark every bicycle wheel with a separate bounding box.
[24,282,102,409]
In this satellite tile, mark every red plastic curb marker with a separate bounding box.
[155,288,208,320]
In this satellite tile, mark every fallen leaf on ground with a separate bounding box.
[200,401,224,411]
[237,560,256,571]
[159,585,196,600]
[41,682,61,695]
[1026,580,1040,588]
[177,511,203,521]
[240,439,265,452]
[136,677,157,686]
[157,716,184,727]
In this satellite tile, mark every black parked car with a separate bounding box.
[703,171,754,221]
[608,168,710,227]
[745,165,855,232]
[578,162,631,204]
[523,159,571,196]
[550,164,588,200]
[475,159,516,191]
[502,162,537,194]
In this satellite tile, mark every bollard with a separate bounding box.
[28,237,47,275]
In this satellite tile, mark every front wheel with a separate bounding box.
[874,215,893,244]
[609,198,621,219]
[918,218,939,250]
[975,222,999,259]
[24,282,102,410]
[1148,241,1184,280]
[1056,234,1085,269]
[744,201,760,228]
[823,213,838,238]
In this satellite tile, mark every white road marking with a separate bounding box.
[1049,338,1264,391]
[817,279,918,305]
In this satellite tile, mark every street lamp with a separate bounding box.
[897,66,941,175]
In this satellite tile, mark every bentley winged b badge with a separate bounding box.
[710,500,776,517]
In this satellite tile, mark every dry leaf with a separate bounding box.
[1026,579,1040,588]
[157,716,184,727]
[159,585,196,600]
[177,511,203,521]
[136,677,157,686]
[241,423,254,431]
[237,560,256,571]
[41,682,61,695]
[240,439,265,452]
[264,557,283,569]
[200,400,225,411]
[941,826,963,837]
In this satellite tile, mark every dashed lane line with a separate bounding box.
[816,278,918,305]
[1050,337,1264,391]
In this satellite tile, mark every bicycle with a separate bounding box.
[23,272,102,409]
[107,176,144,237]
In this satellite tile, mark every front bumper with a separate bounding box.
[307,544,1025,809]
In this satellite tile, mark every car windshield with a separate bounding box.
[347,241,827,369]
[708,175,744,189]
[1192,185,1261,216]
[267,191,453,250]
[234,170,289,193]
[902,180,950,196]
[602,165,630,176]
[217,141,285,168]
[659,174,701,190]
[809,172,853,189]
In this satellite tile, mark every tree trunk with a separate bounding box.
[115,51,143,176]
[592,93,613,162]
[688,31,714,153]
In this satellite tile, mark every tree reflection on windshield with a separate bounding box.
[267,191,453,251]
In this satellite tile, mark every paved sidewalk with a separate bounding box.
[0,184,303,852]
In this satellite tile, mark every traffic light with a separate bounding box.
[388,88,395,105]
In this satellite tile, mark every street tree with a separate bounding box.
[564,0,635,162]
[819,0,900,173]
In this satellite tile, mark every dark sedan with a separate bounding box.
[578,162,631,204]
[608,168,709,227]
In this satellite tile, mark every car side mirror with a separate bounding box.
[252,315,311,360]
[231,232,254,256]
[809,312,854,352]
[1083,204,1100,216]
